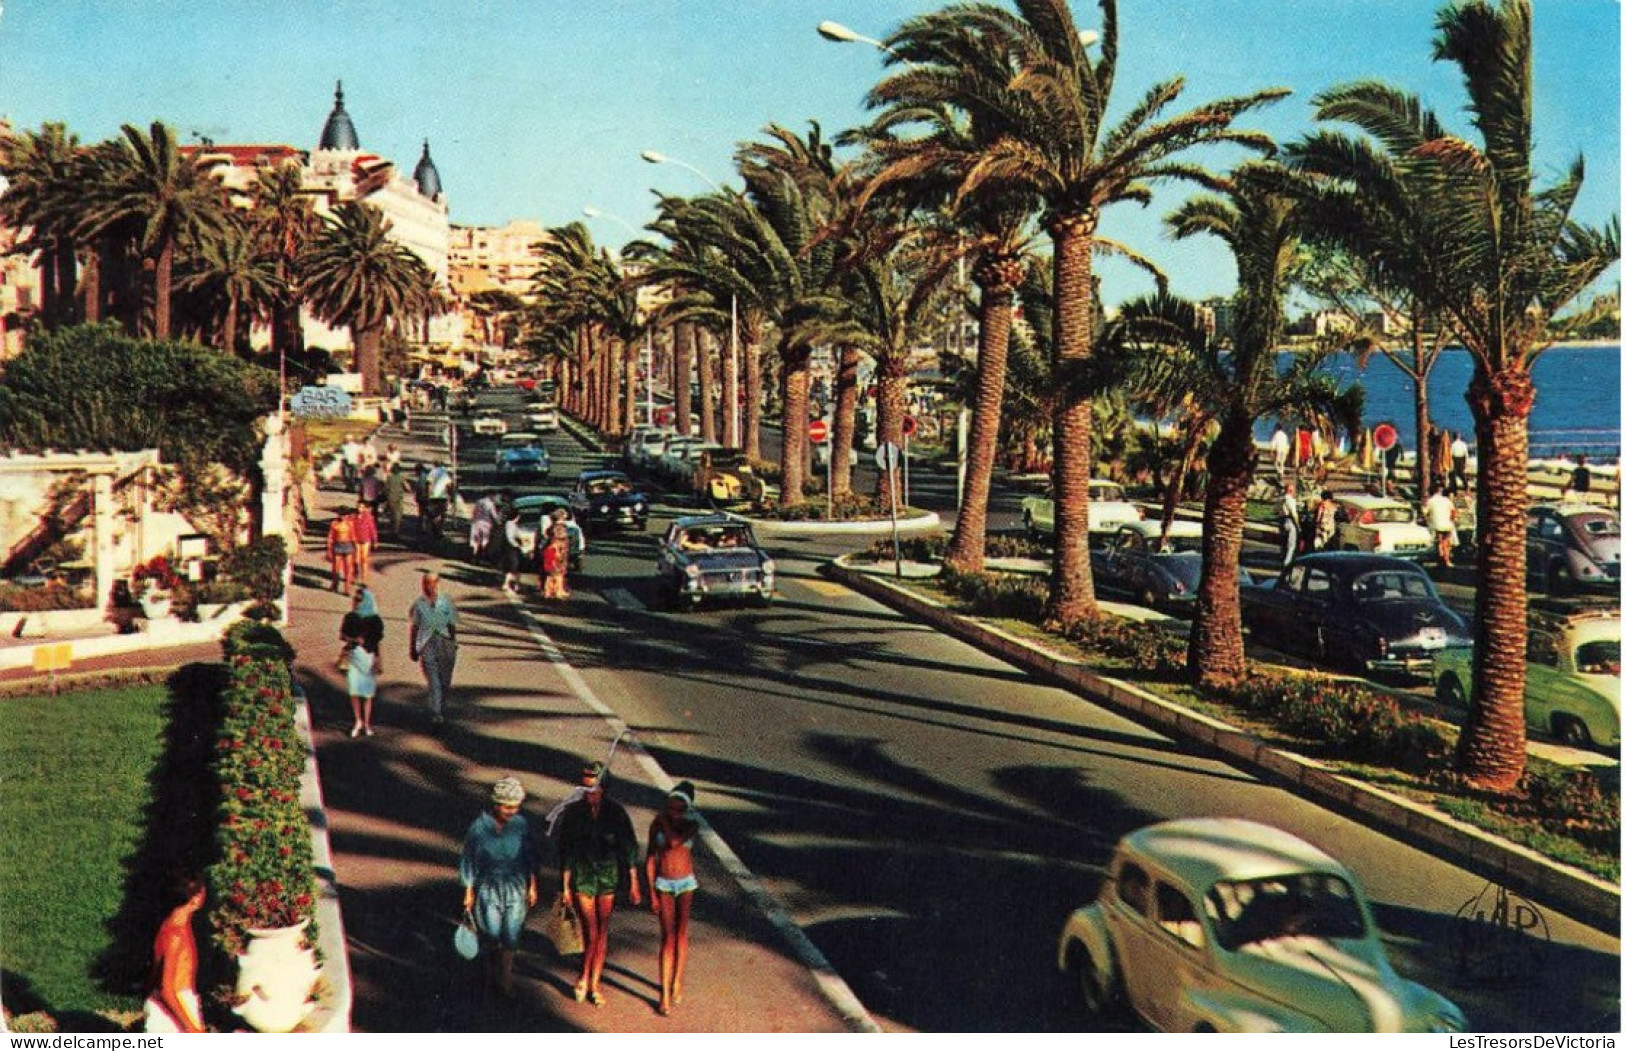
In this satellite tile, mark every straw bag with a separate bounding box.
[543,893,583,957]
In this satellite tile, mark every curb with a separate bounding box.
[291,683,353,1033]
[824,557,1620,934]
[732,510,943,537]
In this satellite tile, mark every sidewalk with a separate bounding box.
[285,428,869,1032]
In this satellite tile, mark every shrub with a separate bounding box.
[206,653,317,957]
[764,492,895,521]
[866,535,949,563]
[0,583,95,612]
[938,567,1048,621]
[1508,767,1620,852]
[222,620,295,664]
[132,555,181,592]
[171,580,254,622]
[1060,614,1187,673]
[219,536,288,603]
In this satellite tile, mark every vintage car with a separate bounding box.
[1057,818,1466,1033]
[1240,552,1469,677]
[471,409,508,437]
[523,400,561,432]
[509,492,585,569]
[694,448,774,507]
[654,514,775,609]
[570,470,650,532]
[493,433,551,478]
[671,441,727,489]
[1022,479,1143,543]
[656,437,706,481]
[627,427,676,473]
[1331,493,1434,558]
[1528,503,1621,596]
[1434,606,1620,750]
[1090,520,1252,614]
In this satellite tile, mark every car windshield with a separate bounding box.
[1091,483,1127,502]
[586,477,631,496]
[1574,639,1621,676]
[1574,514,1621,538]
[1351,570,1435,603]
[1153,535,1203,555]
[1205,873,1366,949]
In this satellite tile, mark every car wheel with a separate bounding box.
[756,592,775,608]
[1553,714,1593,749]
[1068,943,1116,1017]
[1436,673,1467,709]
[1548,560,1573,597]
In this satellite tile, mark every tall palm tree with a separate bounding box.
[81,122,230,340]
[1293,0,1617,790]
[249,160,319,364]
[300,202,430,395]
[0,121,85,327]
[884,0,1287,623]
[177,213,283,357]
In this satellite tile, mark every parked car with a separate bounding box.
[510,492,584,569]
[1528,503,1621,596]
[1057,818,1466,1033]
[493,433,551,478]
[671,442,726,489]
[1329,493,1434,558]
[1090,521,1252,614]
[655,515,776,609]
[1240,552,1469,677]
[1434,606,1620,750]
[656,437,706,481]
[628,427,676,473]
[1022,479,1143,543]
[471,409,507,437]
[571,470,650,532]
[523,401,561,432]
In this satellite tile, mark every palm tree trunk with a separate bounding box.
[872,354,908,503]
[354,322,383,396]
[224,292,241,358]
[742,314,763,460]
[1456,365,1532,790]
[779,341,811,506]
[1043,215,1100,626]
[829,347,860,498]
[697,327,717,442]
[153,237,174,340]
[1189,414,1253,685]
[674,321,694,438]
[1412,328,1432,495]
[79,247,101,324]
[945,258,1020,573]
[721,321,739,448]
[608,334,627,436]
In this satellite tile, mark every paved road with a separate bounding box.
[313,391,1618,1032]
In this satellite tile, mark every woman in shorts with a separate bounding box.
[645,782,699,1016]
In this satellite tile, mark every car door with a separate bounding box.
[1095,529,1132,593]
[1523,626,1563,736]
[1292,565,1339,658]
[1146,880,1215,1032]
[1103,861,1166,1024]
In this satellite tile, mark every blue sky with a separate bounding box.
[0,0,1617,306]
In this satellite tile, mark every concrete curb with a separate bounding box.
[559,413,608,454]
[291,683,353,1033]
[732,510,944,537]
[825,557,1620,933]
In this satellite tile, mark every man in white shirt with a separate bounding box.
[1424,485,1457,567]
[340,435,363,492]
[1278,482,1301,567]
[1450,436,1470,493]
[1270,426,1291,479]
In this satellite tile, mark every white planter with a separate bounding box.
[234,920,320,1033]
[139,593,172,620]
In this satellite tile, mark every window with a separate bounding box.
[1156,883,1205,949]
[1116,861,1150,916]
[1527,630,1559,668]
[1303,568,1334,599]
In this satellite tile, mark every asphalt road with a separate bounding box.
[395,388,1619,1033]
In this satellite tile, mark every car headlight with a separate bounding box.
[761,559,776,575]
[684,563,702,579]
[598,504,610,514]
[634,500,646,512]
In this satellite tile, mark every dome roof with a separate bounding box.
[413,140,442,200]
[318,81,360,151]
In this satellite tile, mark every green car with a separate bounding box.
[1432,608,1621,750]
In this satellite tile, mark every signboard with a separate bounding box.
[874,442,900,471]
[903,415,918,438]
[289,385,353,419]
[1373,422,1398,451]
[808,419,829,444]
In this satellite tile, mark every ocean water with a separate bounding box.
[1272,344,1622,462]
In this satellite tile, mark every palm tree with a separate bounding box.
[178,213,283,357]
[249,160,319,364]
[883,0,1287,624]
[1115,165,1363,684]
[0,121,84,328]
[1293,0,1617,790]
[300,202,430,395]
[81,122,230,340]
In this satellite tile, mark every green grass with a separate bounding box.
[0,685,170,1017]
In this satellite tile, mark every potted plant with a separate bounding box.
[132,555,181,620]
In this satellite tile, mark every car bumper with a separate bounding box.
[681,573,774,598]
[1366,653,1441,676]
[587,509,647,528]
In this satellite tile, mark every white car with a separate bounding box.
[625,426,673,470]
[471,410,507,437]
[524,401,561,432]
[672,442,726,488]
[657,437,705,480]
[1332,493,1433,558]
[1058,818,1466,1033]
[1021,479,1143,540]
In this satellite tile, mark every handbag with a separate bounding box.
[543,892,584,957]
[454,909,479,960]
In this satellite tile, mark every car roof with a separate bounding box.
[671,514,743,529]
[1291,551,1427,574]
[513,492,570,508]
[578,469,631,481]
[1336,493,1408,509]
[1119,520,1201,540]
[1121,819,1350,889]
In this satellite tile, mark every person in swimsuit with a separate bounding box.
[144,872,207,1032]
[556,760,641,1006]
[645,781,699,1016]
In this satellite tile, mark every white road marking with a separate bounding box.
[502,590,880,1033]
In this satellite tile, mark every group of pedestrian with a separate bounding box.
[1277,484,1346,567]
[459,765,699,1016]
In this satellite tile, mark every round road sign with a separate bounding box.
[808,419,829,444]
[903,414,918,438]
[874,442,900,471]
[1373,422,1398,451]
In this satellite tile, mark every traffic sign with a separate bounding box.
[903,414,918,438]
[808,419,829,444]
[874,442,900,470]
[1373,422,1398,451]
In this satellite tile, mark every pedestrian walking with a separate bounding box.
[353,502,379,585]
[326,508,358,595]
[142,872,207,1033]
[469,492,500,563]
[1312,490,1340,552]
[384,465,408,536]
[460,777,540,999]
[1270,426,1291,480]
[340,585,385,737]
[1425,484,1458,567]
[645,782,699,1017]
[1278,482,1301,567]
[407,570,458,725]
[554,760,642,1007]
[340,435,363,492]
[358,464,385,515]
[541,518,570,600]
[1450,434,1470,493]
[498,505,525,594]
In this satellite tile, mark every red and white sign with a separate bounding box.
[1373,422,1398,451]
[808,419,829,444]
[903,414,918,438]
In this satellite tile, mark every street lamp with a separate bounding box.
[816,20,906,61]
[641,149,740,448]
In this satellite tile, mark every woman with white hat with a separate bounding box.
[459,776,539,997]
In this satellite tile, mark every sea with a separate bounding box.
[1266,343,1622,463]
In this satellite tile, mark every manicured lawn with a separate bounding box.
[0,685,169,1018]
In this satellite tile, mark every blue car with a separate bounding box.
[494,433,551,478]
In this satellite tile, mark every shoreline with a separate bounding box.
[1277,340,1621,353]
